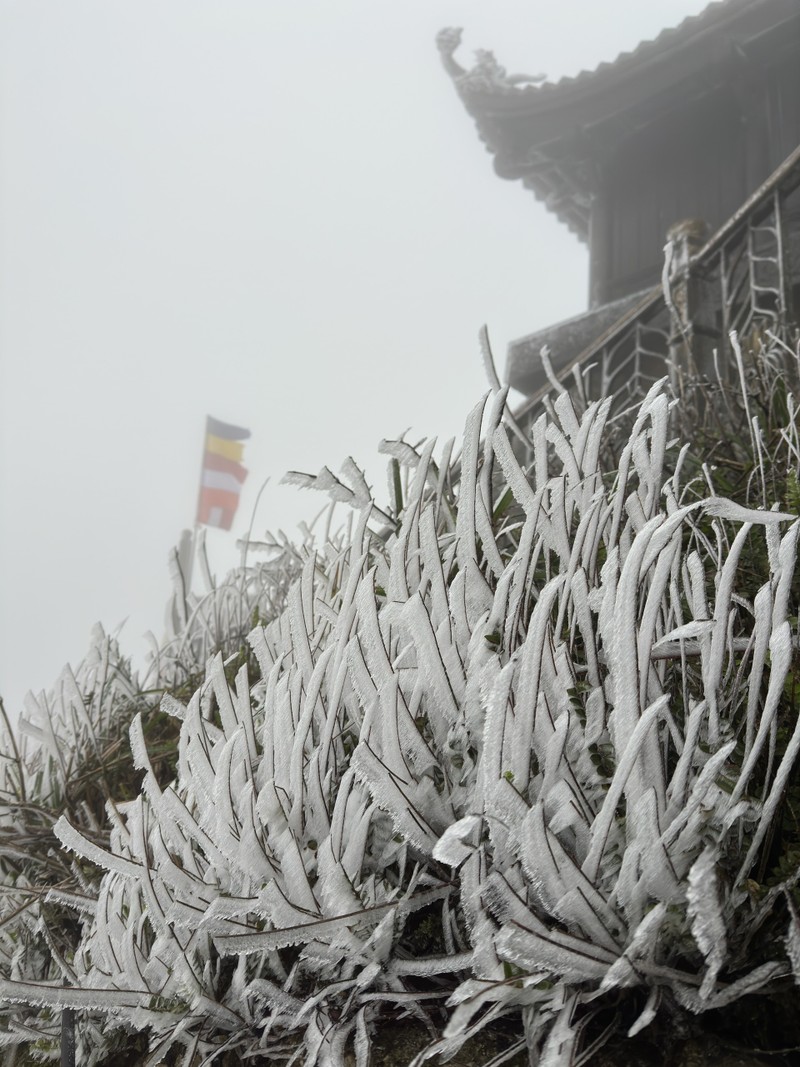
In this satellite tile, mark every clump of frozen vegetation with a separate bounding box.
[1,333,800,1065]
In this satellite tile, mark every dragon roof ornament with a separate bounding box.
[436,27,546,95]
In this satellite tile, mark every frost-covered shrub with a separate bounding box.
[158,522,308,688]
[2,337,800,1066]
[0,547,303,1063]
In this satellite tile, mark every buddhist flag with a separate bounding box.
[196,416,251,530]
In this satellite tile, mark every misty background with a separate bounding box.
[0,1,709,715]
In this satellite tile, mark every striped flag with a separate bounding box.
[196,416,251,530]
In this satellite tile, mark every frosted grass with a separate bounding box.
[0,336,799,1064]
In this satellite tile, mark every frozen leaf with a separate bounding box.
[785,896,800,986]
[687,847,726,999]
[433,815,482,867]
[703,497,793,524]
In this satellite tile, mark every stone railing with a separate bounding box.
[513,143,800,431]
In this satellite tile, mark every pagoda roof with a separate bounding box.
[438,0,800,242]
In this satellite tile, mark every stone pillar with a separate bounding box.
[664,218,713,390]
[588,185,612,309]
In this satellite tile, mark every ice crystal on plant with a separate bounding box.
[1,341,800,1065]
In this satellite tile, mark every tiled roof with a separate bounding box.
[502,1,728,94]
[439,0,799,239]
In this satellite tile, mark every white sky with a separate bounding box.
[0,1,710,715]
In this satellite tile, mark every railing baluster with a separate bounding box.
[511,150,800,436]
[774,186,788,322]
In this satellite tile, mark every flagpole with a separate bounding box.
[193,415,210,525]
[189,415,211,597]
[184,522,199,599]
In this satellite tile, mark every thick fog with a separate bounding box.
[0,1,710,715]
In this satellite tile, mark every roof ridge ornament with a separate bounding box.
[436,27,546,94]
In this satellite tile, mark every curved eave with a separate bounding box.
[465,110,592,241]
[440,0,800,240]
